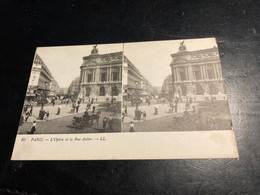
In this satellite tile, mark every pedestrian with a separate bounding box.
[52,100,55,107]
[122,111,125,122]
[27,121,36,134]
[44,111,49,120]
[25,110,30,122]
[56,106,61,115]
[129,121,135,132]
[92,105,96,113]
[76,103,80,113]
[138,110,142,121]
[124,105,128,115]
[51,97,54,106]
[113,106,118,117]
[174,103,178,113]
[154,106,158,115]
[108,118,113,132]
[142,111,146,121]
[103,117,108,132]
[72,103,76,113]
[87,103,91,111]
[29,105,33,116]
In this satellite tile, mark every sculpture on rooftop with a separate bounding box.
[91,44,98,54]
[179,40,186,51]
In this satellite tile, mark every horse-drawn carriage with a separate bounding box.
[72,111,101,129]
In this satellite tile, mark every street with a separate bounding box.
[18,102,121,134]
[122,102,197,123]
[122,101,232,132]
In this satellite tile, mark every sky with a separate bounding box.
[36,43,123,88]
[123,38,217,87]
[36,38,217,88]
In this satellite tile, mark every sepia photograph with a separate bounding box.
[122,38,232,132]
[18,43,123,134]
[12,38,238,160]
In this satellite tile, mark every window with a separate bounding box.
[193,66,201,80]
[111,86,119,96]
[112,72,118,81]
[101,73,106,82]
[179,72,186,81]
[111,67,119,81]
[205,65,215,80]
[86,87,91,96]
[178,67,187,81]
[100,68,107,82]
[99,86,105,96]
[87,69,94,82]
[87,74,93,82]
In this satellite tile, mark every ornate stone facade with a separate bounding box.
[79,47,123,101]
[79,46,152,102]
[169,42,225,99]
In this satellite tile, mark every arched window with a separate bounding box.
[195,84,204,95]
[193,66,202,80]
[180,84,187,96]
[99,86,105,96]
[111,86,119,96]
[86,87,91,96]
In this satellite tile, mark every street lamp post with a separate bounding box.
[134,81,140,120]
[38,82,49,120]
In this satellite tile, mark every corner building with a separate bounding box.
[170,43,225,98]
[122,57,152,102]
[78,46,152,102]
[26,53,53,101]
[79,48,123,101]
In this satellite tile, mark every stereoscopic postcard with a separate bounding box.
[11,38,239,160]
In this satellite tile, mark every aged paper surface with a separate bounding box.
[11,38,239,160]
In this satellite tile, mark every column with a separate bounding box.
[188,65,193,81]
[95,68,99,82]
[202,65,206,80]
[214,64,219,79]
[85,70,88,83]
[176,67,179,82]
[107,67,110,81]
[218,63,223,78]
[79,69,83,85]
[175,68,177,82]
[81,70,84,83]
[212,64,217,79]
[83,70,86,83]
[119,66,122,81]
[185,66,189,80]
[200,66,204,80]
